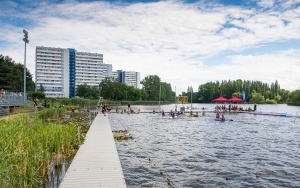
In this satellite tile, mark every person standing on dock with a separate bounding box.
[99,103,103,114]
[103,103,108,116]
[128,103,131,114]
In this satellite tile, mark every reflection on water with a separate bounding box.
[39,156,74,188]
[109,110,300,188]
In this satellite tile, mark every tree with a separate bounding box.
[140,75,161,101]
[160,82,175,102]
[39,84,45,92]
[89,85,101,99]
[99,77,118,100]
[194,83,211,103]
[76,84,90,98]
[231,92,242,98]
[250,91,265,103]
[76,83,100,99]
[32,92,45,100]
[127,86,141,101]
[289,90,300,103]
[0,54,35,92]
[99,77,142,101]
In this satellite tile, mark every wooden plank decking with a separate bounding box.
[59,113,127,188]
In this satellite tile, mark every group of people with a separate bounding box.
[216,110,225,121]
[99,103,109,116]
[215,104,257,112]
[161,110,184,118]
[127,103,140,114]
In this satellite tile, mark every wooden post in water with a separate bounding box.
[77,126,81,145]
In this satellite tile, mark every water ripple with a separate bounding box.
[109,112,300,188]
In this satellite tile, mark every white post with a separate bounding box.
[23,41,27,105]
[77,126,81,145]
[23,29,29,106]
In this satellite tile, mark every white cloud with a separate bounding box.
[0,0,299,94]
[257,0,275,8]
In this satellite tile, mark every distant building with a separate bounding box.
[113,70,140,89]
[35,46,112,98]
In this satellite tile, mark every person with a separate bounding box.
[254,103,257,111]
[100,103,103,114]
[162,110,165,116]
[130,108,138,114]
[190,111,194,117]
[216,110,220,118]
[128,103,131,113]
[102,103,108,116]
[172,112,175,119]
[33,98,38,109]
[221,113,225,121]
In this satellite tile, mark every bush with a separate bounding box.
[265,99,277,104]
[31,92,46,100]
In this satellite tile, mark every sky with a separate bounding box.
[0,0,299,94]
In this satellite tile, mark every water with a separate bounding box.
[40,156,74,188]
[109,104,300,188]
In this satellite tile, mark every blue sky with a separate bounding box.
[0,0,299,94]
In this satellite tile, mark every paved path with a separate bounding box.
[59,113,127,188]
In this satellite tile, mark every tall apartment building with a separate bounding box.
[35,46,112,98]
[113,70,140,88]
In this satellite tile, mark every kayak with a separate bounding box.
[214,118,233,121]
[169,115,178,119]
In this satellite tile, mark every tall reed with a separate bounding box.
[0,112,78,187]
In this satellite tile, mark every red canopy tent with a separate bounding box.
[212,96,228,103]
[227,96,244,103]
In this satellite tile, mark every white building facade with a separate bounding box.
[35,46,112,98]
[113,70,140,88]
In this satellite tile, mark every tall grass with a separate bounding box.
[0,112,78,187]
[55,98,98,108]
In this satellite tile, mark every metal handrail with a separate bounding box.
[0,93,25,106]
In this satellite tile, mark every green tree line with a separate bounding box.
[77,75,175,103]
[181,79,300,104]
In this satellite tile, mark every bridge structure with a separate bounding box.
[59,113,127,188]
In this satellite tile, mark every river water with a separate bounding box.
[109,104,300,188]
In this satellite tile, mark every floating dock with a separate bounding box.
[59,113,127,188]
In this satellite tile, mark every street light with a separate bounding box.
[23,29,29,106]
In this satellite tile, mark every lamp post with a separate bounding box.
[23,29,29,106]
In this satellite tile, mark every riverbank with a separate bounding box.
[0,109,92,187]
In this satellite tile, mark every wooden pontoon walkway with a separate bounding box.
[59,113,127,188]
